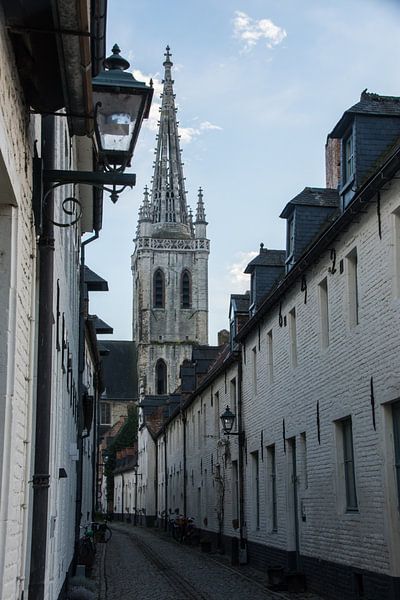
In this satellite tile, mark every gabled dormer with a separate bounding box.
[244,245,286,314]
[229,293,250,350]
[280,188,340,271]
[326,91,400,208]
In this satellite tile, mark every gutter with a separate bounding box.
[236,144,400,342]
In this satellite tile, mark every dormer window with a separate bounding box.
[344,132,354,182]
[288,216,295,256]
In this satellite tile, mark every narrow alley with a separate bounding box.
[95,523,324,600]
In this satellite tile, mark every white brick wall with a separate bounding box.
[240,174,400,577]
[0,15,37,599]
[139,170,400,585]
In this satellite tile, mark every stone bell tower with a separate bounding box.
[131,47,209,396]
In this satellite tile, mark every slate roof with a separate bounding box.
[192,345,221,375]
[84,266,109,292]
[329,91,400,138]
[230,293,250,313]
[101,341,138,401]
[244,248,286,273]
[91,315,113,335]
[280,187,340,218]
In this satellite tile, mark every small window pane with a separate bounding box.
[181,271,191,308]
[342,417,358,510]
[392,401,400,508]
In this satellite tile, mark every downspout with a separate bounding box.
[237,352,246,554]
[29,115,56,600]
[154,439,158,521]
[182,412,187,518]
[121,473,125,520]
[164,429,168,531]
[74,231,99,564]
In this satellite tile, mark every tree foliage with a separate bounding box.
[104,405,138,509]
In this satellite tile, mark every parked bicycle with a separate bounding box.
[91,519,112,544]
[78,525,96,567]
[170,515,198,545]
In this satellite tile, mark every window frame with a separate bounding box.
[155,359,167,395]
[153,268,165,309]
[181,269,192,309]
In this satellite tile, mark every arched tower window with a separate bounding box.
[153,269,165,308]
[181,270,191,309]
[156,359,167,395]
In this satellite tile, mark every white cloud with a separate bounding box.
[233,11,287,51]
[179,120,222,144]
[228,251,257,291]
[131,69,221,145]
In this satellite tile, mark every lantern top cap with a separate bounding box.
[104,44,130,71]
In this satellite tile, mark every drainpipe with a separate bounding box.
[134,467,138,526]
[28,115,56,600]
[182,412,187,518]
[154,439,158,522]
[121,473,125,520]
[237,352,246,554]
[164,429,168,531]
[74,231,98,562]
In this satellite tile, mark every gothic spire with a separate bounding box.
[195,187,207,223]
[150,46,189,226]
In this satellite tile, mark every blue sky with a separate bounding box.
[86,0,400,344]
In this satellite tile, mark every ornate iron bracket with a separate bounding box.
[33,157,136,233]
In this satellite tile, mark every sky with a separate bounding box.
[86,0,400,345]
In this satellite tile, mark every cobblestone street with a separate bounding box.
[94,523,325,600]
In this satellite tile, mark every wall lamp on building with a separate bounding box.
[33,44,154,231]
[92,44,153,175]
[220,405,244,443]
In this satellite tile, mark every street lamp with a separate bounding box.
[220,405,237,435]
[92,44,154,172]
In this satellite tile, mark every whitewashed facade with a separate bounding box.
[137,92,400,599]
[0,4,109,599]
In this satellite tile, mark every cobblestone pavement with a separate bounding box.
[94,522,325,600]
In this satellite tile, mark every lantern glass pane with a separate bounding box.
[94,92,143,153]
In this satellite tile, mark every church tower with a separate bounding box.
[132,47,209,396]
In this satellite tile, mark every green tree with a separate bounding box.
[104,405,138,511]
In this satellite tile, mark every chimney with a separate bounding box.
[218,329,230,346]
[325,137,341,189]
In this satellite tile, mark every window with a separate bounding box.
[267,330,273,383]
[251,451,260,530]
[346,248,359,327]
[156,359,167,394]
[181,270,191,308]
[338,417,358,511]
[319,277,329,348]
[100,402,111,425]
[232,460,239,521]
[267,445,277,531]
[393,210,400,297]
[230,378,237,418]
[344,132,354,182]
[288,216,295,257]
[392,401,400,508]
[288,307,297,367]
[252,347,257,395]
[300,432,308,489]
[214,391,220,437]
[153,269,165,308]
